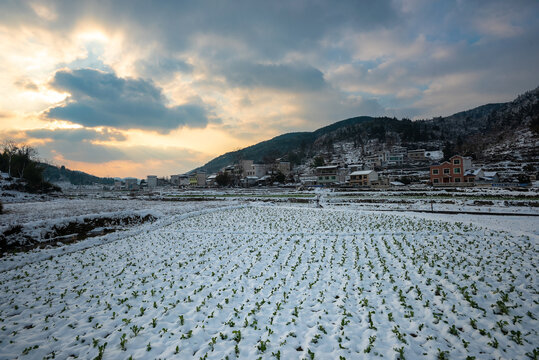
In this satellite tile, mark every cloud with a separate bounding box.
[34,137,126,163]
[26,127,127,142]
[24,127,206,167]
[14,78,39,91]
[223,62,326,91]
[135,56,193,80]
[45,68,212,132]
[23,127,127,163]
[0,110,14,119]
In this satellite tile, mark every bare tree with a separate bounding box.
[16,144,38,178]
[2,139,18,177]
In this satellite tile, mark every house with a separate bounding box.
[391,146,408,155]
[147,175,157,188]
[348,164,364,172]
[243,176,259,187]
[430,155,472,185]
[464,168,483,183]
[206,174,217,186]
[179,175,190,186]
[408,149,426,161]
[114,180,123,190]
[170,174,184,186]
[196,172,206,186]
[239,160,254,177]
[169,174,180,186]
[125,178,139,190]
[316,165,339,185]
[386,153,404,166]
[477,171,500,184]
[365,154,383,168]
[349,170,378,186]
[245,163,267,178]
[278,161,291,175]
[299,175,317,186]
[257,175,272,186]
[170,174,190,186]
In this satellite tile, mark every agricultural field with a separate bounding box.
[0,205,538,359]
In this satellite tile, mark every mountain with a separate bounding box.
[192,116,380,174]
[42,163,115,185]
[193,87,539,174]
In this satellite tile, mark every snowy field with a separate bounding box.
[0,204,537,359]
[0,198,229,227]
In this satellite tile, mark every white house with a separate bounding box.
[349,170,378,186]
[316,165,339,185]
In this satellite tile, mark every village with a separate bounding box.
[112,146,533,191]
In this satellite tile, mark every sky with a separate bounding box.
[1,0,538,178]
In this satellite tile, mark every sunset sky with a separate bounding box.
[1,0,538,178]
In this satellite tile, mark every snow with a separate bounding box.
[425,150,443,160]
[0,201,537,359]
[350,170,374,176]
[0,172,52,204]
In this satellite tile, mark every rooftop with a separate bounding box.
[350,170,375,175]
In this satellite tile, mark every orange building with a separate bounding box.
[430,155,472,185]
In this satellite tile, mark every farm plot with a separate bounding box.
[0,206,537,359]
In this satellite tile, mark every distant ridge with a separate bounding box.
[42,163,115,185]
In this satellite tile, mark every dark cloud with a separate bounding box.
[1,1,397,57]
[296,91,389,130]
[135,57,193,80]
[45,68,211,132]
[223,63,326,91]
[5,0,539,127]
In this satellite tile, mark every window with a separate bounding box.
[331,176,335,180]
[454,168,461,174]
[432,169,439,175]
[433,178,439,183]
[325,176,329,180]
[453,159,460,165]
[443,168,450,174]
[455,178,461,183]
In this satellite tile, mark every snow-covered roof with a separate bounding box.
[390,181,405,186]
[449,155,472,160]
[465,168,482,176]
[484,171,498,177]
[316,165,339,169]
[350,170,374,176]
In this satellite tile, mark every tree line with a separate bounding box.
[0,140,59,193]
